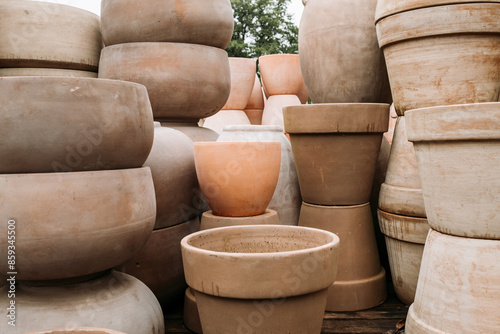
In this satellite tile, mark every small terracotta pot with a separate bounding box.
[0,68,97,77]
[243,74,265,125]
[221,58,257,111]
[261,94,301,129]
[406,102,500,239]
[201,110,251,134]
[181,225,340,334]
[194,141,281,217]
[160,122,219,142]
[24,328,127,334]
[200,209,280,230]
[283,103,389,205]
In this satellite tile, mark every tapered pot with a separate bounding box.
[181,225,340,334]
[406,103,500,239]
[221,58,257,111]
[283,103,389,205]
[261,94,301,129]
[160,122,219,142]
[244,74,265,125]
[24,329,127,334]
[201,110,251,134]
[0,68,97,77]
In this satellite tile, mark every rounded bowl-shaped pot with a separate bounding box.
[0,68,97,77]
[194,141,281,217]
[24,328,127,334]
[221,58,257,110]
[0,77,154,173]
[0,167,156,281]
[98,42,230,122]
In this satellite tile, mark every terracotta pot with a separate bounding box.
[261,94,301,129]
[299,202,386,311]
[221,58,257,110]
[181,225,340,334]
[406,103,500,239]
[201,110,251,134]
[0,68,97,77]
[406,229,500,333]
[183,287,202,334]
[217,125,302,226]
[378,209,429,305]
[0,77,154,173]
[384,103,398,144]
[200,209,280,230]
[160,122,219,142]
[283,103,389,205]
[379,116,426,217]
[299,0,391,103]
[24,328,127,334]
[0,271,164,333]
[0,1,102,71]
[101,0,233,48]
[244,74,265,125]
[194,141,281,217]
[376,3,500,115]
[98,43,231,122]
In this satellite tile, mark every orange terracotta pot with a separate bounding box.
[261,94,301,129]
[243,74,265,125]
[221,58,257,110]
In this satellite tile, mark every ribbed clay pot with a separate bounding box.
[0,271,164,333]
[100,0,233,48]
[378,209,429,305]
[201,110,251,135]
[376,3,500,115]
[217,125,301,226]
[299,202,387,311]
[406,103,500,239]
[98,43,231,122]
[0,168,156,281]
[299,0,391,103]
[283,103,389,205]
[221,58,257,110]
[0,68,97,77]
[160,122,219,142]
[0,1,102,71]
[243,74,265,125]
[261,94,302,129]
[194,141,281,217]
[24,328,127,334]
[0,77,154,173]
[181,225,340,334]
[406,229,500,333]
[200,209,280,230]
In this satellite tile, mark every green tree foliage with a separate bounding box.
[227,0,298,58]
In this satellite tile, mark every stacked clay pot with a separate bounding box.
[243,74,266,125]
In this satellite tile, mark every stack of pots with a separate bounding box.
[375,1,500,332]
[243,75,266,125]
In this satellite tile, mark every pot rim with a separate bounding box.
[222,124,284,132]
[377,208,429,244]
[101,41,229,56]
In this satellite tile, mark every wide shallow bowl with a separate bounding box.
[24,328,127,334]
[221,58,257,110]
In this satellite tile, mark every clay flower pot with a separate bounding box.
[406,102,500,239]
[181,225,340,334]
[0,168,156,281]
[98,42,231,122]
[200,209,280,230]
[376,3,500,115]
[283,103,390,205]
[24,328,127,334]
[261,94,302,129]
[194,141,281,217]
[0,1,102,71]
[299,0,391,103]
[243,74,265,125]
[0,77,154,173]
[101,0,234,49]
[201,110,251,134]
[0,68,97,77]
[160,121,219,143]
[221,58,257,110]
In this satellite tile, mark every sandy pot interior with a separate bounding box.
[221,58,257,110]
[201,110,251,134]
[261,94,302,129]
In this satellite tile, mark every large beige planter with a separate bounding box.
[261,94,301,129]
[243,74,265,125]
[0,77,154,173]
[221,58,257,111]
[0,168,156,281]
[406,103,500,239]
[101,0,233,48]
[98,43,231,122]
[376,3,500,115]
[0,68,97,77]
[181,225,340,334]
[0,1,102,71]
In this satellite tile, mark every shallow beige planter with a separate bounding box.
[406,103,500,239]
[98,43,230,122]
[200,209,279,230]
[0,168,156,281]
[243,74,265,125]
[406,229,500,333]
[201,110,251,134]
[261,94,301,129]
[0,77,154,173]
[24,328,127,334]
[101,0,233,48]
[221,57,257,110]
[181,225,340,334]
[160,122,219,142]
[0,1,102,71]
[376,3,500,115]
[0,68,97,77]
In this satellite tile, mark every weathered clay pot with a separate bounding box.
[194,142,281,217]
[101,0,233,48]
[0,1,102,71]
[0,77,154,173]
[0,68,97,77]
[283,103,389,205]
[24,328,127,334]
[181,225,340,334]
[217,125,302,226]
[0,271,164,333]
[201,110,251,134]
[406,229,500,333]
[261,95,302,129]
[243,74,265,125]
[299,202,387,311]
[183,287,203,334]
[378,209,429,305]
[376,3,500,115]
[98,43,231,122]
[406,103,500,239]
[160,122,219,142]
[200,209,280,230]
[299,0,391,103]
[221,58,257,111]
[0,168,156,281]
[384,103,398,144]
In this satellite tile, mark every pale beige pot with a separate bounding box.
[181,225,340,334]
[0,1,102,71]
[261,94,301,129]
[101,0,233,48]
[299,0,391,103]
[0,271,164,333]
[160,122,219,142]
[244,74,265,125]
[200,209,280,230]
[376,3,500,115]
[98,43,231,122]
[0,68,97,77]
[0,77,154,173]
[406,103,500,239]
[221,58,257,111]
[24,328,127,334]
[406,229,500,333]
[201,110,251,134]
[377,209,429,305]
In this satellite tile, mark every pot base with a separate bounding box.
[200,209,280,230]
[183,287,203,334]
